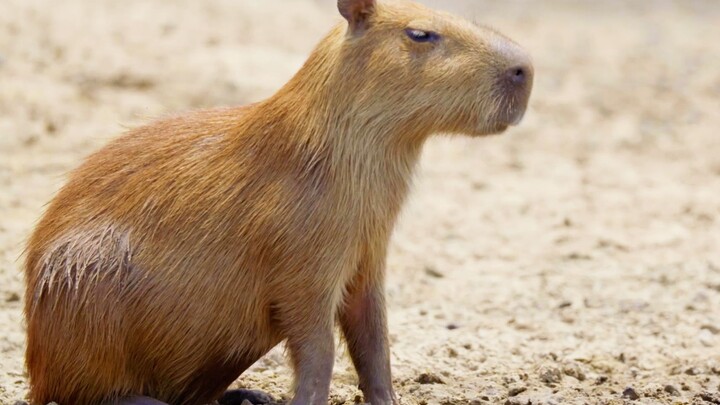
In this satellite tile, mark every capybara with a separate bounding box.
[23,0,533,404]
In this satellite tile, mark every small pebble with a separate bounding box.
[663,385,680,396]
[685,367,700,376]
[416,372,445,385]
[45,120,58,134]
[424,266,444,278]
[508,385,527,397]
[699,392,720,403]
[538,365,563,385]
[562,363,586,381]
[622,387,640,400]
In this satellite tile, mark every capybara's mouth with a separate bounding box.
[496,124,510,134]
[485,122,510,135]
[509,109,526,126]
[495,97,530,128]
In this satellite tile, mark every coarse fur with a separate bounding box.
[23,0,533,404]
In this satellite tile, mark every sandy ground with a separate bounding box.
[2,0,720,404]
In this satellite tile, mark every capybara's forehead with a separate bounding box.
[375,0,502,41]
[376,0,458,25]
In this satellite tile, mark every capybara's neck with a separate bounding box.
[252,24,429,162]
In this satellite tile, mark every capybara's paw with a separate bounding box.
[219,389,275,405]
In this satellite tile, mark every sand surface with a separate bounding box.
[1,0,720,404]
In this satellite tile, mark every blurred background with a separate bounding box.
[1,0,719,404]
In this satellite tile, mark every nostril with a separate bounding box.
[508,66,527,85]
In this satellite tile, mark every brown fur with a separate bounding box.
[23,1,532,404]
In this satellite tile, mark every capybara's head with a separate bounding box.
[335,0,533,137]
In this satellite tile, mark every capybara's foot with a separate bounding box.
[219,389,275,405]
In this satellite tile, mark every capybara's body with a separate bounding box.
[25,101,414,404]
[24,1,533,404]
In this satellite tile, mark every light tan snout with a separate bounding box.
[494,39,534,126]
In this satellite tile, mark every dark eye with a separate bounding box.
[405,28,440,43]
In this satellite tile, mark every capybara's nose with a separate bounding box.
[507,65,531,87]
[497,39,534,96]
[504,61,534,96]
[498,55,534,125]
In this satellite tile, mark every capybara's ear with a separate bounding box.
[338,0,376,33]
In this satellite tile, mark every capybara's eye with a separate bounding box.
[405,28,440,43]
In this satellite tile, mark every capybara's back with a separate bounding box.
[24,1,533,404]
[24,108,289,405]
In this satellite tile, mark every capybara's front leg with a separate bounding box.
[340,262,397,405]
[279,293,335,405]
[288,330,335,405]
